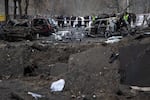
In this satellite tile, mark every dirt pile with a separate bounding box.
[0,42,96,100]
[64,46,120,99]
[119,42,150,86]
[0,45,31,78]
[0,36,150,100]
[59,36,150,100]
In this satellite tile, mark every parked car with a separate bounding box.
[31,18,57,36]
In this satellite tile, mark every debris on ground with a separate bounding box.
[31,42,48,51]
[51,30,85,41]
[105,36,123,44]
[109,52,119,63]
[130,86,150,92]
[50,79,65,92]
[28,92,44,100]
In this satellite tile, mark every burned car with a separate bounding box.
[31,18,57,36]
[48,17,58,31]
[85,18,117,38]
[2,19,34,41]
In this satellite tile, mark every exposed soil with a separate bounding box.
[119,43,150,86]
[0,36,150,100]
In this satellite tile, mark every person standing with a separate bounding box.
[92,15,96,23]
[123,12,129,25]
[123,12,130,30]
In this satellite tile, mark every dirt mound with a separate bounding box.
[59,37,150,100]
[0,36,150,100]
[0,42,96,100]
[62,45,120,99]
[0,42,94,79]
[0,45,31,78]
[119,43,150,86]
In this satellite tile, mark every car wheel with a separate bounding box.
[26,34,33,41]
[104,31,111,38]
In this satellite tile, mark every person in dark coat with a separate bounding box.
[71,16,76,27]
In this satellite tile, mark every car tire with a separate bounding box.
[104,31,111,38]
[26,34,33,41]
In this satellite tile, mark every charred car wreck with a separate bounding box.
[31,18,58,36]
[2,19,33,41]
[1,17,58,41]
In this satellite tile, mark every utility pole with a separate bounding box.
[5,0,9,21]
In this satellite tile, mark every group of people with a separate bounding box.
[116,12,136,31]
[30,12,137,33]
[55,12,136,30]
[56,15,96,28]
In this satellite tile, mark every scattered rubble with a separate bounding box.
[51,30,85,42]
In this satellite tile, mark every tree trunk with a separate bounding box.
[14,0,17,19]
[18,0,22,17]
[24,0,29,15]
[115,0,120,13]
[5,0,9,21]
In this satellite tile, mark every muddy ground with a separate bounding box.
[0,35,150,100]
